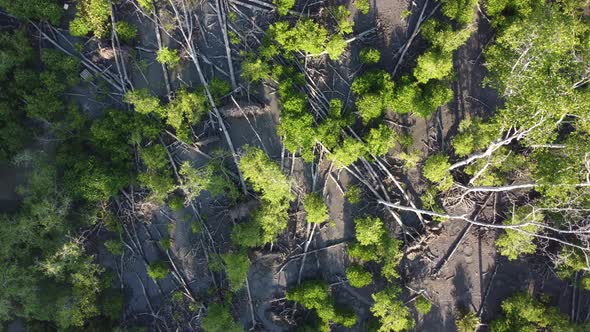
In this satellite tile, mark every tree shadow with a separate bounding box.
[452,263,473,312]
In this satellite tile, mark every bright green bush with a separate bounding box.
[147,261,169,280]
[202,303,244,332]
[156,47,181,66]
[413,50,454,84]
[496,207,541,260]
[351,70,395,124]
[490,293,575,332]
[115,21,138,43]
[221,251,251,291]
[345,184,363,204]
[304,193,329,224]
[422,153,453,191]
[346,264,373,288]
[359,47,381,65]
[365,124,396,157]
[329,137,367,168]
[241,54,271,82]
[287,280,358,330]
[355,0,370,14]
[239,146,294,244]
[415,295,432,314]
[371,286,415,332]
[456,310,479,332]
[274,0,295,15]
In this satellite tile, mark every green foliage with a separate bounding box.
[287,280,358,330]
[365,124,397,157]
[422,21,473,53]
[490,293,576,332]
[496,207,542,260]
[241,53,271,82]
[124,89,162,115]
[0,0,62,24]
[115,21,138,43]
[345,184,363,204]
[325,34,348,59]
[274,0,296,16]
[346,264,373,288]
[352,70,395,123]
[456,310,479,332]
[359,47,381,65]
[105,239,123,256]
[202,303,244,332]
[354,216,386,246]
[137,0,154,11]
[415,295,432,315]
[156,47,181,67]
[452,117,500,156]
[422,154,453,191]
[168,195,185,211]
[329,137,367,168]
[221,251,251,291]
[555,247,588,281]
[179,159,239,202]
[348,216,403,281]
[231,220,263,248]
[147,261,169,280]
[440,0,478,25]
[333,5,354,35]
[139,145,175,203]
[159,237,172,250]
[414,50,454,84]
[270,19,346,59]
[303,193,329,224]
[239,146,294,244]
[70,0,111,38]
[371,286,415,332]
[355,0,370,14]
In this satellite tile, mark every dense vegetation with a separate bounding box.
[0,0,589,330]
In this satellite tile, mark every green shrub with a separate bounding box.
[415,295,432,314]
[371,286,415,332]
[352,70,395,123]
[231,220,262,247]
[274,0,295,15]
[70,17,93,37]
[104,239,123,256]
[456,310,479,332]
[115,21,138,43]
[241,54,271,82]
[413,50,454,84]
[346,264,373,288]
[489,293,577,332]
[422,153,453,191]
[496,207,541,260]
[365,124,396,157]
[355,0,370,14]
[156,47,180,66]
[287,280,358,329]
[168,195,185,211]
[202,303,244,332]
[159,238,172,250]
[330,137,367,168]
[345,184,363,204]
[359,48,381,65]
[239,146,294,244]
[147,261,169,280]
[221,251,251,291]
[303,193,329,224]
